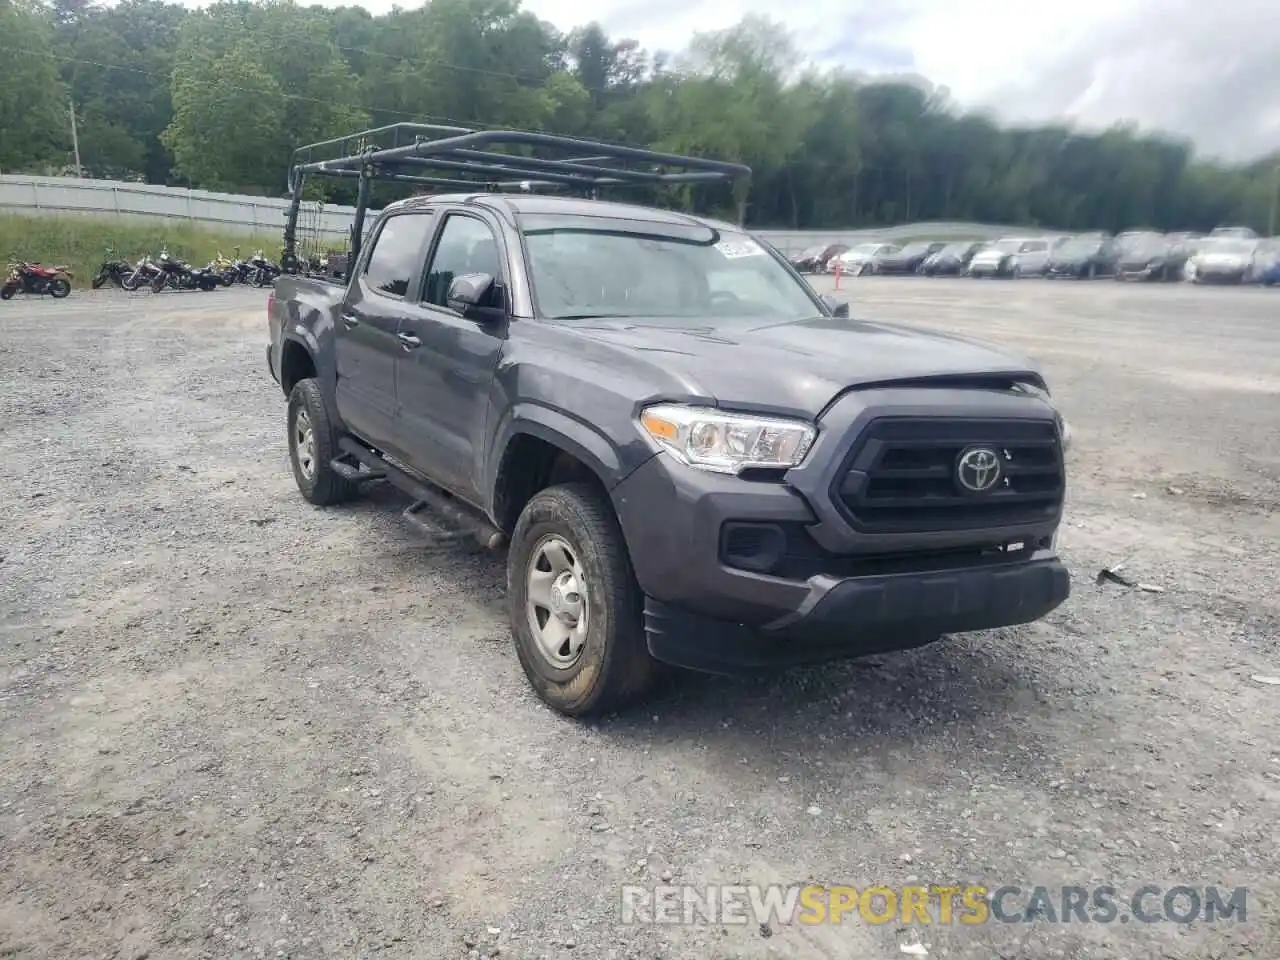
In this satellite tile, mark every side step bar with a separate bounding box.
[337,437,505,550]
[329,458,386,483]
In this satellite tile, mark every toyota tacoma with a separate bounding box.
[266,125,1073,716]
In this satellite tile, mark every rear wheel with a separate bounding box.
[508,482,657,717]
[286,378,358,506]
[49,277,71,298]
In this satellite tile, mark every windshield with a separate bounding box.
[896,242,932,257]
[1055,238,1102,258]
[940,242,976,256]
[1120,235,1170,257]
[521,216,823,322]
[1201,239,1256,256]
[989,239,1023,253]
[845,243,884,257]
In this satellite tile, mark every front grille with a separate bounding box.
[833,417,1065,533]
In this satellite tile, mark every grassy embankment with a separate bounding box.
[0,214,276,287]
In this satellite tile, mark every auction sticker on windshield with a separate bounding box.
[716,238,767,259]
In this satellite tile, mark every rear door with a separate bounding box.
[335,210,435,451]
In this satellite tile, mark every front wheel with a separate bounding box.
[92,271,108,290]
[508,483,657,717]
[49,277,71,298]
[0,284,15,300]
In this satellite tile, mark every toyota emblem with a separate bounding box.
[956,446,1002,493]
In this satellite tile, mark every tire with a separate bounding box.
[286,378,357,506]
[49,277,71,298]
[1011,263,1022,279]
[0,285,14,300]
[92,271,107,290]
[122,271,140,291]
[508,482,657,717]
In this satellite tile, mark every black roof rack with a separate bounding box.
[281,123,753,272]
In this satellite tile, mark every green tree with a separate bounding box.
[0,0,70,173]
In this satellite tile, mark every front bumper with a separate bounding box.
[1116,264,1159,280]
[1194,267,1248,284]
[968,260,1009,276]
[642,556,1068,673]
[612,389,1070,674]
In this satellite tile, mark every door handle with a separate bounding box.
[398,332,422,349]
[341,312,359,329]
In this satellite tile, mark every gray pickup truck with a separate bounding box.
[266,126,1072,716]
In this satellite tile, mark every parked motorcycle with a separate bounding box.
[122,253,159,291]
[247,249,281,287]
[150,251,220,293]
[208,250,237,286]
[2,260,73,299]
[92,248,135,289]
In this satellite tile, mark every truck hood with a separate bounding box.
[557,314,1039,418]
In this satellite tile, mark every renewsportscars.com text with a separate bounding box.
[620,884,1249,926]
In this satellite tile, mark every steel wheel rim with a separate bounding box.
[525,534,589,668]
[294,408,316,480]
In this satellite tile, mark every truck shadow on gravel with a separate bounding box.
[324,484,1075,770]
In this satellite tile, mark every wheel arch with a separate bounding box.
[489,409,631,536]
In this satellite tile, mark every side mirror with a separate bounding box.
[447,272,499,316]
[821,294,850,318]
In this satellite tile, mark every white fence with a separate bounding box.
[0,173,1039,254]
[0,174,358,242]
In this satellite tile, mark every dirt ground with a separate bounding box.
[2,277,1278,960]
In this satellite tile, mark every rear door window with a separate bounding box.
[363,213,435,298]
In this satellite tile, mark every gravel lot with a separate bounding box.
[2,278,1278,960]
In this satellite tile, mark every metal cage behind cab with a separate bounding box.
[281,123,753,273]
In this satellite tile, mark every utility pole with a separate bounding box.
[69,100,82,177]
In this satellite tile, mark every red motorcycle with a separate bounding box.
[1,260,73,300]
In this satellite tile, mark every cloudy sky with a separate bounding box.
[324,0,1280,161]
[537,0,1280,162]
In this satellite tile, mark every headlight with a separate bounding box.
[1012,381,1071,452]
[638,403,816,474]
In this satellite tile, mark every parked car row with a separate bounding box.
[792,228,1280,286]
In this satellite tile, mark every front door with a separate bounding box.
[334,211,435,451]
[394,210,508,504]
